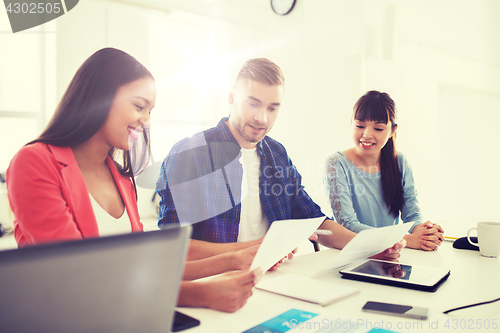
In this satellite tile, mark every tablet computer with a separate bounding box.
[339,259,450,292]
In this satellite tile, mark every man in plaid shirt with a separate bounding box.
[157,58,404,266]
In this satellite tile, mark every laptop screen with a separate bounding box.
[0,226,191,333]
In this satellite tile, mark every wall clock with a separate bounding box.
[271,0,296,16]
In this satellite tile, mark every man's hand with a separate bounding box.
[230,244,260,270]
[268,248,298,271]
[202,268,262,313]
[370,239,407,261]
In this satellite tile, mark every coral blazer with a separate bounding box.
[6,143,143,246]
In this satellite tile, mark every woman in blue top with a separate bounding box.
[324,90,443,251]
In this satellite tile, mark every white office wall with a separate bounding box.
[262,0,500,236]
[55,1,151,99]
[2,0,499,234]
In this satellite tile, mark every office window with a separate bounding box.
[0,119,38,170]
[148,11,244,163]
[0,19,56,172]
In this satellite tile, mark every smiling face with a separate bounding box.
[352,118,396,158]
[227,78,284,149]
[98,77,156,151]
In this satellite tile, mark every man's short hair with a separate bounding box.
[235,58,284,86]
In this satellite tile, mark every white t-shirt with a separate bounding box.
[89,193,132,236]
[237,147,270,242]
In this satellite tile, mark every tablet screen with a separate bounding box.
[343,259,449,287]
[351,260,412,280]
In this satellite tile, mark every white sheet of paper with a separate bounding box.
[249,216,326,272]
[312,222,414,277]
[257,273,359,306]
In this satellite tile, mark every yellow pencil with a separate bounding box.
[444,236,458,242]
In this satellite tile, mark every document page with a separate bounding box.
[250,216,326,273]
[256,273,359,306]
[312,222,414,277]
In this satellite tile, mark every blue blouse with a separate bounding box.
[324,151,423,233]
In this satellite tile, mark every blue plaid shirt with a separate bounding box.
[156,118,325,243]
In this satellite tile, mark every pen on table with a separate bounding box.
[314,230,333,236]
[444,236,458,242]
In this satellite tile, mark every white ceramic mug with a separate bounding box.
[467,222,500,257]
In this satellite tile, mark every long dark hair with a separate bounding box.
[353,90,403,218]
[30,47,153,189]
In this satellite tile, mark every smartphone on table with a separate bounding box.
[172,311,200,332]
[362,301,428,320]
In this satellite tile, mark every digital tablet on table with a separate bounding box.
[339,259,450,292]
